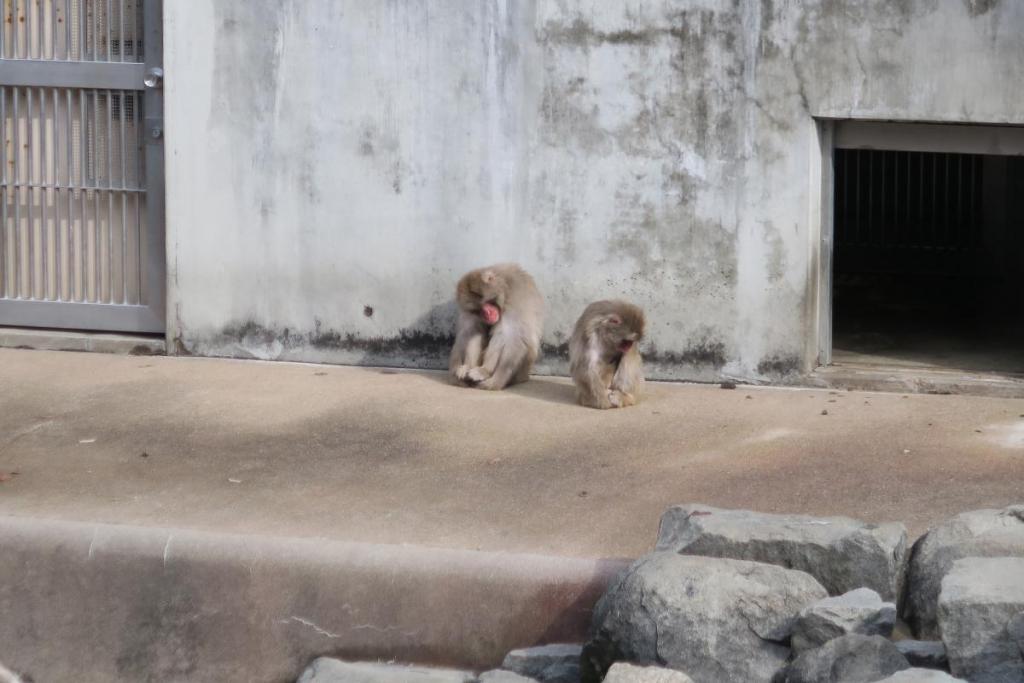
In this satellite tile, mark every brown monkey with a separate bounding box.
[449,263,544,391]
[569,300,645,409]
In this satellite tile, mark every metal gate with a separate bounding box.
[0,0,163,333]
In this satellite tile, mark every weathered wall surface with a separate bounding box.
[164,0,1024,380]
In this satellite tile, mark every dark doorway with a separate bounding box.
[832,148,1024,374]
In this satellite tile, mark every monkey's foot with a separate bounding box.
[465,367,491,384]
[476,376,506,391]
[454,364,471,382]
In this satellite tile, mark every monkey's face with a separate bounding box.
[456,271,506,325]
[601,314,643,353]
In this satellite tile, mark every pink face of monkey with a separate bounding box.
[480,302,501,325]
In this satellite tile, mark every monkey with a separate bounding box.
[569,300,646,409]
[449,263,544,391]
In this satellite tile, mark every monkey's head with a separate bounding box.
[595,301,645,354]
[456,268,507,326]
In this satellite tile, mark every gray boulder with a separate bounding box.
[581,552,827,683]
[792,587,897,651]
[1008,613,1024,656]
[501,644,581,683]
[478,671,539,683]
[894,641,948,670]
[904,504,1024,638]
[874,670,966,682]
[296,658,475,683]
[655,504,907,601]
[779,634,909,683]
[602,663,694,682]
[937,557,1024,682]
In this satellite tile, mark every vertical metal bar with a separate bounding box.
[867,150,874,246]
[106,0,111,60]
[129,0,135,61]
[51,0,57,60]
[23,0,30,59]
[905,151,911,245]
[36,0,42,60]
[39,87,47,299]
[930,154,937,248]
[956,154,963,249]
[92,0,98,61]
[921,151,929,245]
[80,0,87,62]
[0,87,6,298]
[106,88,112,301]
[65,0,71,60]
[12,86,19,297]
[944,153,950,247]
[92,88,99,300]
[854,150,860,246]
[896,152,902,247]
[119,90,126,302]
[79,89,86,299]
[66,88,75,299]
[26,87,33,298]
[12,0,19,59]
[133,87,139,297]
[118,0,123,62]
[52,86,60,299]
[970,155,978,246]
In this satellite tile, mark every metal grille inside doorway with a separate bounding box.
[834,149,985,276]
[0,0,163,333]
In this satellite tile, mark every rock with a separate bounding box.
[295,657,475,683]
[581,552,827,683]
[904,504,1024,638]
[1008,613,1024,655]
[501,644,581,683]
[602,663,694,682]
[655,504,907,601]
[937,556,1024,682]
[779,634,910,683]
[478,671,540,683]
[791,587,897,651]
[894,641,948,670]
[874,670,966,682]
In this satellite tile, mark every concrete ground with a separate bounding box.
[2,348,1023,556]
[3,348,1024,681]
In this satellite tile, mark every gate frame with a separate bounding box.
[809,119,1024,371]
[0,0,165,334]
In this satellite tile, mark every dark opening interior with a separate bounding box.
[832,148,1024,374]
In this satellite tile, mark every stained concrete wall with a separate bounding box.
[164,0,1024,381]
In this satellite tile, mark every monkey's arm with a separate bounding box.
[450,315,486,383]
[476,337,527,390]
[572,342,614,409]
[611,346,644,403]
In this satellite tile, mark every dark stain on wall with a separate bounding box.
[540,341,571,362]
[644,338,728,369]
[964,0,999,18]
[757,354,802,376]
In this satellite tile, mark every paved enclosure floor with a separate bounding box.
[1,349,1023,558]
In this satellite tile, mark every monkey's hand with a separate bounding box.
[465,367,491,384]
[607,390,629,408]
[455,364,472,382]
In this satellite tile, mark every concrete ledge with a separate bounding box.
[811,363,1024,399]
[0,327,165,355]
[0,517,626,683]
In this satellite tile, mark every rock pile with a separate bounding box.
[295,502,1024,683]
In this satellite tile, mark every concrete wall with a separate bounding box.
[164,0,1024,381]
